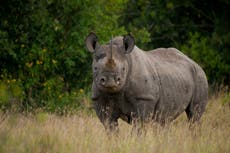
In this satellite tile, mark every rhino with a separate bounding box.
[85,32,208,131]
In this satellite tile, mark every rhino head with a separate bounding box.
[86,32,135,93]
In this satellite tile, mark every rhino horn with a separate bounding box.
[106,37,116,69]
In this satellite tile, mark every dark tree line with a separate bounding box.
[0,0,229,112]
[120,0,230,85]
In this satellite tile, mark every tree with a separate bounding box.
[120,0,230,85]
[0,0,126,111]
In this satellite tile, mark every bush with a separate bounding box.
[0,0,126,112]
[0,0,229,112]
[179,32,227,84]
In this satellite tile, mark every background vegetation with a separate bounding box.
[0,0,229,112]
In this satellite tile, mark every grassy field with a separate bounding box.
[0,93,229,153]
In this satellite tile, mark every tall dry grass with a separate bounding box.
[0,94,229,153]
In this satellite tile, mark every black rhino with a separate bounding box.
[85,32,208,131]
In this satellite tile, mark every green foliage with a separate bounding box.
[0,0,126,112]
[222,92,230,105]
[180,32,227,83]
[121,0,230,84]
[36,112,49,123]
[0,0,229,112]
[0,82,10,104]
[0,78,24,111]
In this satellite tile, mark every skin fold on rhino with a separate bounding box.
[85,32,208,132]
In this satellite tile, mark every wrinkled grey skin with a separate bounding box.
[85,32,208,132]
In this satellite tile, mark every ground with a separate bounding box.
[0,93,229,153]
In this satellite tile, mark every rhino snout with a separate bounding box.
[99,76,121,88]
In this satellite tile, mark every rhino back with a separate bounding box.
[126,47,203,121]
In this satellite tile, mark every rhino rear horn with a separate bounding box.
[123,34,135,54]
[85,32,99,53]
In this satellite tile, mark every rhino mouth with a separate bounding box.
[105,86,117,90]
[98,83,122,93]
[101,85,120,93]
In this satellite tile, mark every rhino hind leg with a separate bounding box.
[185,94,208,123]
[185,77,208,123]
[185,102,204,123]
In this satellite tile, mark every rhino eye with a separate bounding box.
[122,67,125,71]
[95,53,106,61]
[94,66,98,71]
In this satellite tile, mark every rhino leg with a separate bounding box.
[130,99,158,135]
[94,100,120,133]
[185,98,208,123]
[185,76,208,123]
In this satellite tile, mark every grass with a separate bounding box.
[0,93,229,153]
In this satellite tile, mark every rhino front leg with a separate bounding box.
[130,113,145,135]
[94,100,119,133]
[134,97,159,123]
[130,98,158,135]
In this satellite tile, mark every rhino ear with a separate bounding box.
[123,34,135,54]
[85,32,99,53]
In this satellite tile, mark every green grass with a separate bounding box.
[0,94,229,153]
